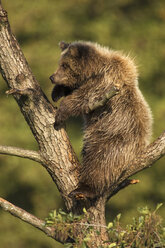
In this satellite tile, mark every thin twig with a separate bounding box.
[73,222,108,229]
[0,145,43,163]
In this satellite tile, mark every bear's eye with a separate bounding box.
[61,63,68,69]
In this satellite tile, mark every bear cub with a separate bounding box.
[50,41,152,199]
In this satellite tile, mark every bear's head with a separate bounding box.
[50,41,100,102]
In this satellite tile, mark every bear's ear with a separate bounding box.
[59,41,69,51]
[69,45,79,57]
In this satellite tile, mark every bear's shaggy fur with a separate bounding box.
[50,41,152,199]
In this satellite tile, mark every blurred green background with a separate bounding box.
[0,0,165,247]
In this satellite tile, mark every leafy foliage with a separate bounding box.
[107,204,165,248]
[45,208,84,226]
[45,208,94,247]
[44,205,165,248]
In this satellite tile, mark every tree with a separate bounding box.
[0,1,165,247]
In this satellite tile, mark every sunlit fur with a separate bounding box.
[50,41,152,198]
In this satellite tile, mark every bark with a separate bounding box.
[0,1,165,247]
[0,1,79,211]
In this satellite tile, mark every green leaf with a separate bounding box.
[83,208,87,214]
[155,203,163,212]
[81,241,87,248]
[64,243,73,248]
[57,213,63,222]
[45,220,54,224]
[138,216,144,224]
[107,222,113,229]
[116,213,121,221]
[48,212,53,218]
[96,230,101,235]
[138,206,150,215]
[118,231,125,238]
[108,243,117,248]
[74,214,83,221]
[68,212,73,218]
[137,222,143,229]
[52,210,56,218]
[83,236,91,242]
[59,209,67,216]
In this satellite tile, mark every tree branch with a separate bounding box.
[0,145,43,163]
[108,131,165,199]
[0,197,56,240]
[0,197,80,244]
[127,131,165,178]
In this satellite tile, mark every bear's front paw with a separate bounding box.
[54,111,64,127]
[54,107,68,128]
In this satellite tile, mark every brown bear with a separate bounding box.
[50,41,152,199]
